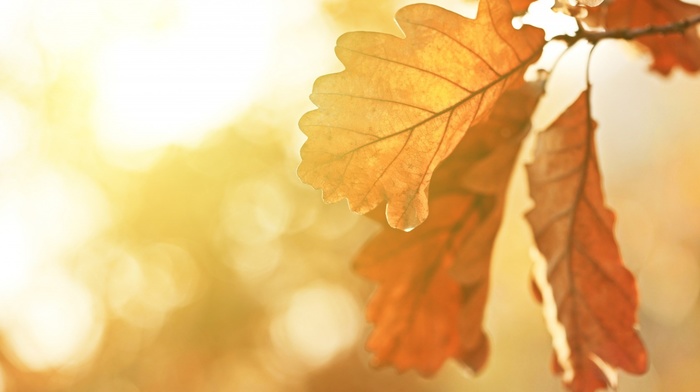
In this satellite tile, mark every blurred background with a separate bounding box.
[0,0,698,391]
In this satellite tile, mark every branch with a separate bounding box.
[552,13,700,45]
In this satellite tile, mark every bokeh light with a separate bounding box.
[0,271,103,371]
[639,243,700,326]
[0,165,110,303]
[271,283,362,368]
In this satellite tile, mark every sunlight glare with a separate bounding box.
[521,0,578,40]
[1,272,104,371]
[0,201,41,301]
[32,0,102,54]
[93,0,277,162]
[0,166,110,303]
[0,0,29,45]
[0,95,33,163]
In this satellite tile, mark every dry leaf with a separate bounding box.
[527,91,648,392]
[509,0,534,14]
[354,84,542,375]
[298,0,544,230]
[586,0,700,74]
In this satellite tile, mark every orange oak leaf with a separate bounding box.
[526,91,647,392]
[586,0,700,74]
[354,83,542,375]
[298,0,544,231]
[509,0,533,14]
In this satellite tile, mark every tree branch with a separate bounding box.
[552,13,700,45]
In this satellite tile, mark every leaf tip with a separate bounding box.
[456,333,490,374]
[384,187,429,231]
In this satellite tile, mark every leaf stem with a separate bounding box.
[552,13,700,45]
[585,44,596,91]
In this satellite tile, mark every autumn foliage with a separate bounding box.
[298,0,700,390]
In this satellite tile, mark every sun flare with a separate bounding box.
[92,0,277,159]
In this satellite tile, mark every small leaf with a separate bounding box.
[527,91,648,392]
[586,0,700,75]
[354,83,542,375]
[299,0,544,230]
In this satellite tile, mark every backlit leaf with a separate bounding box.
[527,91,648,392]
[586,0,700,74]
[354,83,542,375]
[298,0,544,230]
[509,0,534,14]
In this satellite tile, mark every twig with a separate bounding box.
[552,13,700,45]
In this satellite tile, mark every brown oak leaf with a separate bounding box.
[354,83,542,375]
[526,91,648,392]
[586,0,700,74]
[298,0,544,230]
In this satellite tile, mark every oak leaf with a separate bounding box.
[526,91,647,392]
[298,0,544,230]
[354,83,542,375]
[509,0,534,14]
[586,0,700,74]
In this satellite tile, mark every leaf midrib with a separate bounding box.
[335,45,545,158]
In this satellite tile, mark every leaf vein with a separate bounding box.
[358,127,416,208]
[304,124,380,139]
[531,163,584,185]
[338,46,473,92]
[335,47,543,158]
[571,241,636,306]
[403,20,500,76]
[486,0,523,62]
[314,92,436,114]
[534,206,574,240]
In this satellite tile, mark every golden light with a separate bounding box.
[106,244,199,329]
[0,0,697,390]
[0,95,33,164]
[639,243,700,325]
[0,165,110,370]
[271,283,362,369]
[221,177,294,245]
[225,363,280,392]
[0,166,110,302]
[0,200,40,302]
[92,0,278,166]
[0,271,103,371]
[226,241,282,282]
[32,0,102,54]
[0,1,29,45]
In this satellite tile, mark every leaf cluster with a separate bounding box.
[297,0,700,390]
